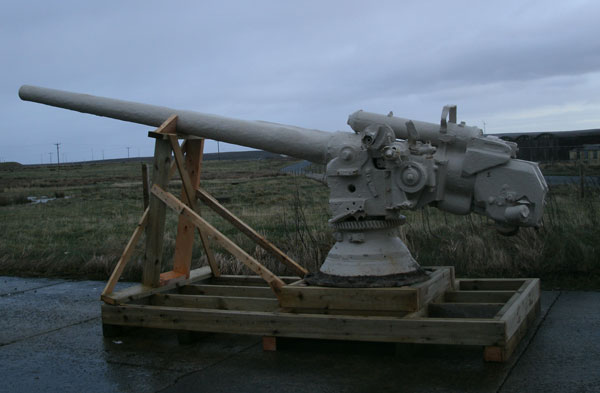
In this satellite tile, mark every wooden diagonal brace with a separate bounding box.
[151,184,285,295]
[101,208,149,300]
[168,135,220,277]
[196,187,307,277]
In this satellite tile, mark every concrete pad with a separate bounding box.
[2,276,596,393]
[500,291,600,393]
[0,280,104,345]
[0,276,64,296]
[0,319,259,393]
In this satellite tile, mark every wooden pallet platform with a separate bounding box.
[101,266,540,362]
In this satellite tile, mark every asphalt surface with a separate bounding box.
[0,276,598,393]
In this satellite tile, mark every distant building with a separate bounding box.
[491,129,600,162]
[569,144,600,163]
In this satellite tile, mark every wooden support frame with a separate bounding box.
[102,272,540,362]
[151,184,286,294]
[101,113,303,300]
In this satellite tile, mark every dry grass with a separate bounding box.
[0,159,599,289]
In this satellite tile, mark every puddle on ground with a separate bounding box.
[27,195,72,204]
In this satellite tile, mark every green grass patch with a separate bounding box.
[0,159,598,289]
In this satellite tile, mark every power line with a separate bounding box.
[54,142,61,169]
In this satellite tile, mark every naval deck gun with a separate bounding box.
[19,85,547,285]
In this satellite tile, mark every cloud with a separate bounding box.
[1,0,600,163]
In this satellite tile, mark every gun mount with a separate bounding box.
[19,85,547,286]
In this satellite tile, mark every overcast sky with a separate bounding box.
[2,0,600,164]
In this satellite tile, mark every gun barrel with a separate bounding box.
[19,85,333,163]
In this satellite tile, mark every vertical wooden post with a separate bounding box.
[579,162,585,199]
[141,163,150,210]
[143,135,172,287]
[172,139,206,276]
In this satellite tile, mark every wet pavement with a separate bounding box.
[0,276,598,393]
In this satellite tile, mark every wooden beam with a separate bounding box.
[263,336,277,351]
[150,293,279,312]
[179,284,276,298]
[103,266,212,305]
[458,279,526,291]
[280,285,419,312]
[414,267,454,309]
[495,279,540,339]
[101,208,149,299]
[101,303,506,346]
[280,267,452,312]
[445,290,515,304]
[170,137,220,277]
[208,275,301,287]
[141,163,150,210]
[150,184,285,294]
[428,303,504,319]
[485,297,541,362]
[196,187,307,277]
[156,114,178,134]
[143,134,172,287]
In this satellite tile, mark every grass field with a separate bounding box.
[1,158,599,289]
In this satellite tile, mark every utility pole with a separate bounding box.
[91,148,94,161]
[217,141,221,161]
[126,146,131,159]
[482,121,487,134]
[48,152,53,164]
[54,142,61,169]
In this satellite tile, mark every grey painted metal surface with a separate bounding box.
[18,85,334,164]
[19,86,547,281]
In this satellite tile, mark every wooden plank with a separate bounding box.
[142,136,172,287]
[485,297,540,362]
[445,290,515,304]
[155,114,178,134]
[496,279,540,340]
[280,285,419,312]
[428,303,504,319]
[458,279,526,291]
[282,307,409,318]
[141,163,150,210]
[104,266,213,305]
[150,293,279,312]
[170,137,220,277]
[208,275,301,287]
[197,187,307,277]
[101,208,149,299]
[101,304,506,346]
[263,336,277,351]
[159,270,187,286]
[279,267,452,312]
[414,267,454,308]
[179,284,276,298]
[150,185,285,294]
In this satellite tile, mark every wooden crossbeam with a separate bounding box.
[101,208,149,300]
[151,184,285,294]
[168,136,220,277]
[196,187,307,277]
